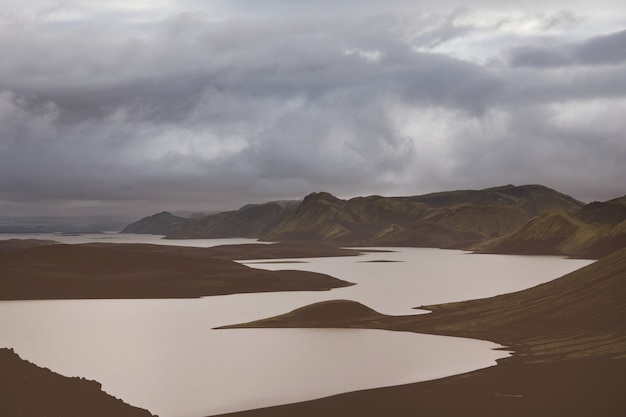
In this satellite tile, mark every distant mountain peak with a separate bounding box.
[302,191,340,202]
[121,211,186,235]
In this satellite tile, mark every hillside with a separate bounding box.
[167,201,298,239]
[0,348,154,417]
[121,211,187,234]
[263,185,584,247]
[122,201,300,238]
[478,195,626,258]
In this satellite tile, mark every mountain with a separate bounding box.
[478,195,626,258]
[263,185,584,247]
[121,211,187,235]
[121,201,301,238]
[120,184,589,249]
[402,183,582,215]
[166,201,299,239]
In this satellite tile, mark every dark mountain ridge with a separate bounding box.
[121,185,626,258]
[122,184,586,250]
[122,200,300,238]
[262,184,584,247]
[121,211,187,235]
[166,201,298,239]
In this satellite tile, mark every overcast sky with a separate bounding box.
[1,1,625,216]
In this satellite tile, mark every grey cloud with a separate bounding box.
[577,30,626,64]
[508,29,626,67]
[445,101,626,203]
[0,5,625,215]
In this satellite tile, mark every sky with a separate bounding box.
[1,1,625,217]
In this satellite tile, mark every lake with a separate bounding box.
[0,234,594,416]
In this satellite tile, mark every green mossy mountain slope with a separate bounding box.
[263,185,583,247]
[478,195,626,258]
[121,185,626,257]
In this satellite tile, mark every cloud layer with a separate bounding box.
[1,1,625,215]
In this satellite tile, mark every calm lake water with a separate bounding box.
[0,234,594,417]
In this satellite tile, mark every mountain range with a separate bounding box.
[123,184,626,259]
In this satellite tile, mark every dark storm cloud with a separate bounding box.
[508,29,626,67]
[0,3,625,215]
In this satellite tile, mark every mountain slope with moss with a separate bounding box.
[478,195,626,258]
[263,185,583,247]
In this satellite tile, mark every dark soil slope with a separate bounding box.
[0,348,154,417]
[0,238,59,253]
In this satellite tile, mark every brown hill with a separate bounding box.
[217,300,387,330]
[263,185,583,247]
[121,211,187,234]
[478,195,626,258]
[167,201,298,239]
